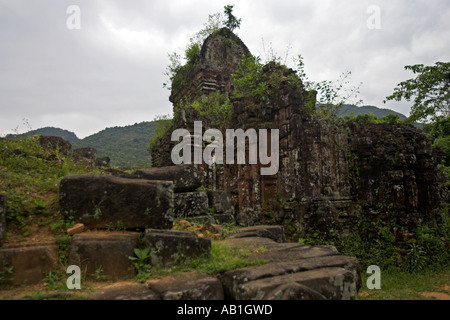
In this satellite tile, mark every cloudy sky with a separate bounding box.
[0,0,449,138]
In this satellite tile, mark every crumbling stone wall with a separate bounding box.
[156,28,446,242]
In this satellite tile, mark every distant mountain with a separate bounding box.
[9,122,158,167]
[337,104,408,120]
[7,127,81,144]
[73,122,158,167]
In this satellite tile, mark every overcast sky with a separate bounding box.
[0,0,449,138]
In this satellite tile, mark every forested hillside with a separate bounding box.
[337,104,407,120]
[72,122,156,167]
[7,122,157,167]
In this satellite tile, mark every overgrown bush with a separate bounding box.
[190,91,233,130]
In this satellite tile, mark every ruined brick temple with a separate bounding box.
[152,28,446,241]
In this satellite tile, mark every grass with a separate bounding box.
[358,267,450,300]
[0,136,100,242]
[130,240,267,283]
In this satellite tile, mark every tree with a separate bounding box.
[385,62,450,123]
[385,62,450,183]
[343,113,401,124]
[223,5,241,32]
[294,55,363,117]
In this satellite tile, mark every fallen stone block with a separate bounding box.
[214,213,235,224]
[174,192,209,218]
[144,229,211,267]
[263,282,326,300]
[73,147,97,161]
[0,242,59,285]
[221,255,360,299]
[221,237,342,264]
[134,165,204,192]
[89,281,160,300]
[0,194,5,247]
[185,213,235,225]
[146,272,224,300]
[219,235,361,300]
[228,225,286,243]
[38,136,72,156]
[59,175,174,230]
[95,157,111,167]
[250,243,340,262]
[69,231,140,279]
[232,267,357,300]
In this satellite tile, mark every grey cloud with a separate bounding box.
[0,0,449,138]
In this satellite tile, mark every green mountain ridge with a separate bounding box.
[338,104,408,120]
[7,122,157,167]
[13,127,81,144]
[73,122,157,167]
[7,105,409,167]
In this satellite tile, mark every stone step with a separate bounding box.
[89,273,224,300]
[0,242,58,285]
[0,225,361,300]
[185,213,235,225]
[144,229,211,267]
[68,229,212,279]
[69,231,140,279]
[146,272,224,300]
[227,225,285,243]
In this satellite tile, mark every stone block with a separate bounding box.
[89,281,160,300]
[144,229,211,267]
[73,147,97,161]
[95,157,111,167]
[59,175,174,230]
[227,267,357,300]
[207,191,234,215]
[185,213,235,225]
[174,192,209,218]
[212,213,235,224]
[228,225,285,243]
[0,194,5,247]
[0,242,59,285]
[134,165,204,192]
[221,255,360,300]
[67,223,84,236]
[69,231,139,279]
[146,272,224,300]
[38,136,72,156]
[220,234,361,300]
